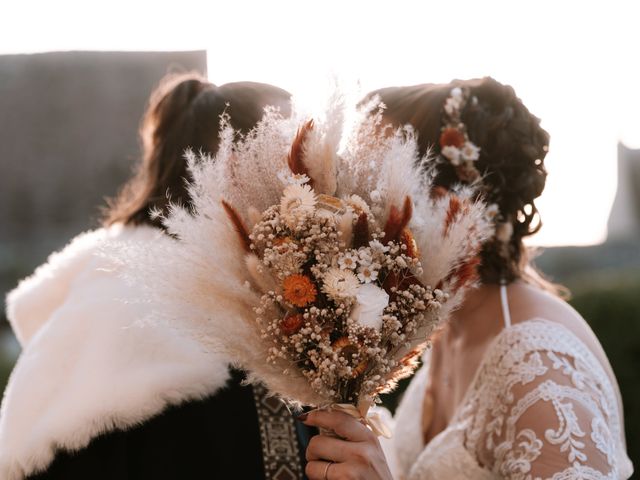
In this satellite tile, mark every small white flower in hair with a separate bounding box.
[450,87,463,99]
[461,142,481,162]
[441,145,462,165]
[444,97,462,116]
[439,87,483,182]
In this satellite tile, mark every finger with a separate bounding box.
[305,434,351,463]
[305,460,342,480]
[302,410,372,442]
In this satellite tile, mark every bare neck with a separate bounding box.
[447,283,505,341]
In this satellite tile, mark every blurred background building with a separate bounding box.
[0,50,206,266]
[608,143,640,242]
[0,48,207,388]
[0,51,639,467]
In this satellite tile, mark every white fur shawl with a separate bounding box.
[0,225,231,480]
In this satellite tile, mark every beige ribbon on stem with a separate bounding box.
[316,400,392,439]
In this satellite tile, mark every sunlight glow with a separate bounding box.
[2,0,639,246]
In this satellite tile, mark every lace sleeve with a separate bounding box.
[463,320,631,480]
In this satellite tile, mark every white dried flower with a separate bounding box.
[444,97,461,116]
[461,142,481,162]
[281,184,317,220]
[357,248,373,266]
[344,194,371,216]
[441,145,461,166]
[338,252,358,270]
[349,283,389,331]
[357,263,380,283]
[368,239,389,255]
[291,173,311,185]
[450,87,463,99]
[277,169,311,186]
[274,251,305,277]
[322,268,360,301]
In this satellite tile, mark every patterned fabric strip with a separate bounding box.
[252,383,304,480]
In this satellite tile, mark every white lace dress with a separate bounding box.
[391,317,633,479]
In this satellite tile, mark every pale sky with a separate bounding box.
[2,0,639,246]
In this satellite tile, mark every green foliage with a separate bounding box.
[0,332,17,397]
[568,273,640,471]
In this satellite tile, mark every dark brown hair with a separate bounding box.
[366,77,559,290]
[104,72,291,229]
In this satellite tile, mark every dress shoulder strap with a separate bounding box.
[499,283,511,329]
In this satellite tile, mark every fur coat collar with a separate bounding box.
[0,225,231,480]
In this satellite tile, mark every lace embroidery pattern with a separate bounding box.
[464,320,626,479]
[394,319,633,480]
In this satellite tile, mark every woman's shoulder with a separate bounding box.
[463,286,633,479]
[507,281,581,328]
[504,282,615,378]
[468,282,625,431]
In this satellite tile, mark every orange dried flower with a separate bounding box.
[439,127,465,148]
[280,313,304,335]
[352,359,369,377]
[400,228,420,259]
[273,237,292,247]
[331,336,352,351]
[282,274,317,307]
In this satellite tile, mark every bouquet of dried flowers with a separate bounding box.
[114,97,492,431]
